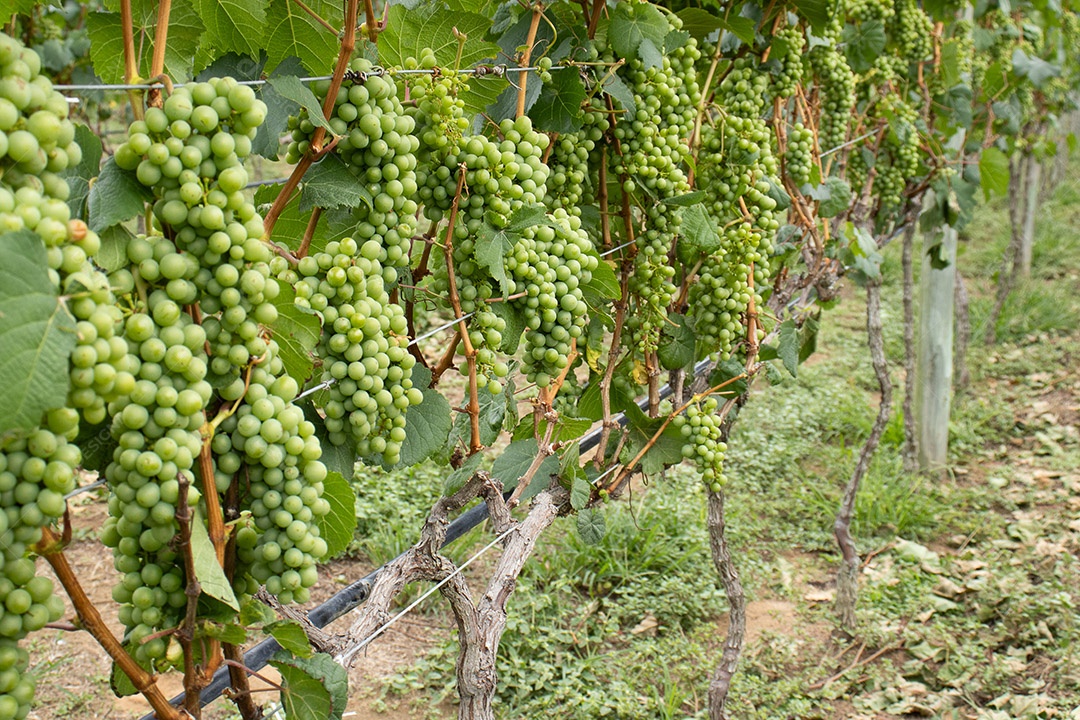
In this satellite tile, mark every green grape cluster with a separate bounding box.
[545,99,610,214]
[512,210,598,386]
[674,396,727,491]
[215,364,331,605]
[691,116,777,357]
[0,640,35,720]
[771,23,805,100]
[893,0,934,65]
[875,95,921,216]
[808,25,856,155]
[283,238,422,463]
[847,0,894,24]
[785,122,815,187]
[286,58,420,270]
[718,58,770,118]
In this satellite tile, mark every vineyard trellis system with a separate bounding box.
[0,0,1076,719]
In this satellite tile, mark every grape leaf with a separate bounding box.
[0,0,36,25]
[490,438,558,499]
[240,595,277,626]
[301,403,357,478]
[675,8,722,41]
[194,0,268,60]
[300,155,374,212]
[269,284,321,383]
[74,419,117,475]
[570,474,591,511]
[87,158,153,232]
[266,620,314,658]
[254,55,303,159]
[474,224,515,298]
[316,471,357,559]
[637,38,664,69]
[444,452,484,496]
[64,124,103,221]
[398,371,453,467]
[662,190,706,207]
[978,147,1010,199]
[658,313,695,370]
[601,73,637,116]
[609,1,668,64]
[1011,48,1059,88]
[0,231,77,438]
[190,511,240,611]
[777,319,799,377]
[87,0,204,84]
[488,301,525,354]
[269,652,348,720]
[199,620,248,645]
[841,20,886,73]
[530,67,586,133]
[265,0,341,73]
[576,507,606,545]
[817,177,852,218]
[267,74,334,134]
[110,640,153,697]
[583,255,621,300]
[680,203,721,253]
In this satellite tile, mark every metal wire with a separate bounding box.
[598,240,634,257]
[64,477,106,500]
[54,65,568,93]
[336,524,516,665]
[820,130,878,157]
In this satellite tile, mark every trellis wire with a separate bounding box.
[141,358,711,719]
[53,65,569,92]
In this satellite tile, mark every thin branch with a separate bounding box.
[516,5,544,119]
[118,0,143,120]
[296,206,322,260]
[430,330,462,386]
[146,0,171,108]
[900,221,919,471]
[291,0,337,34]
[310,0,360,153]
[263,154,312,238]
[175,473,205,718]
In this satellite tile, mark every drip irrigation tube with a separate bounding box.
[140,358,711,718]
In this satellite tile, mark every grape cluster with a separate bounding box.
[847,0,894,24]
[545,98,610,214]
[286,58,420,270]
[893,0,934,65]
[771,23,805,100]
[674,396,727,492]
[282,238,422,463]
[718,58,770,118]
[874,95,921,216]
[808,24,856,155]
[785,122,815,187]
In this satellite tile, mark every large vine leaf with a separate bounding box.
[978,147,1010,199]
[190,511,240,611]
[398,367,453,467]
[609,1,669,66]
[0,231,77,438]
[265,0,342,73]
[269,652,349,720]
[87,0,204,84]
[266,620,314,658]
[267,74,334,134]
[268,284,321,383]
[64,125,103,221]
[87,158,154,232]
[530,66,586,133]
[841,20,886,73]
[0,0,36,25]
[658,313,695,370]
[315,471,357,559]
[377,4,504,115]
[490,438,558,499]
[193,0,268,60]
[300,155,374,212]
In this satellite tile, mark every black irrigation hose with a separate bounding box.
[141,359,710,718]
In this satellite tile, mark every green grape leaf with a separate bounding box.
[708,358,749,397]
[601,73,637,116]
[841,20,886,73]
[194,0,268,60]
[65,124,103,221]
[939,38,962,88]
[191,510,240,611]
[637,37,664,70]
[978,147,1010,199]
[662,190,706,207]
[87,0,204,84]
[570,474,591,511]
[316,471,357,559]
[817,177,852,219]
[379,4,503,116]
[722,16,758,46]
[398,371,453,467]
[87,158,153,232]
[240,595,277,626]
[451,382,516,447]
[301,403,357,478]
[777,319,799,377]
[265,0,342,73]
[799,313,820,364]
[0,231,77,438]
[94,225,135,275]
[0,0,36,25]
[1010,48,1059,88]
[658,313,695,370]
[255,56,306,159]
[488,73,542,124]
[110,640,153,697]
[619,402,684,477]
[791,0,831,30]
[267,73,334,134]
[491,439,558,499]
[675,8,722,40]
[256,182,355,255]
[300,155,374,212]
[266,620,314,658]
[199,620,248,645]
[474,225,515,299]
[74,419,117,475]
[576,507,606,545]
[444,452,484,496]
[530,66,586,134]
[269,284,321,383]
[609,2,668,63]
[680,203,722,253]
[583,256,621,300]
[269,652,349,720]
[488,301,525,355]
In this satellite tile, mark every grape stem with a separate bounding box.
[516,4,545,119]
[175,473,209,718]
[441,165,483,454]
[586,0,604,38]
[38,527,184,720]
[118,0,144,120]
[262,154,312,238]
[429,329,462,386]
[363,0,379,42]
[508,404,558,507]
[147,0,172,108]
[594,261,629,470]
[310,0,359,154]
[296,206,322,260]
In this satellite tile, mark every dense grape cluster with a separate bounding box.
[785,122,815,187]
[286,58,420,270]
[718,58,770,118]
[281,238,422,463]
[545,98,610,214]
[771,23,805,100]
[808,23,856,155]
[674,396,727,492]
[847,0,894,24]
[893,0,934,65]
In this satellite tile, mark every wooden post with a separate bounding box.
[1019,155,1041,277]
[914,224,957,472]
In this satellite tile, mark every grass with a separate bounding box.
[342,158,1080,719]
